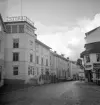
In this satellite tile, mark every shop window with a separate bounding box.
[12,25,17,33]
[13,66,18,75]
[86,55,90,63]
[96,69,100,79]
[96,54,100,62]
[13,38,19,48]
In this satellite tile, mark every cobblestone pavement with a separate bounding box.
[0,81,100,105]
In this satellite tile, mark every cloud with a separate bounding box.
[78,13,100,33]
[35,13,100,61]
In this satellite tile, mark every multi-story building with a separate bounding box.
[35,39,51,84]
[81,26,100,84]
[0,14,76,86]
[51,52,70,81]
[4,16,36,84]
[0,14,5,87]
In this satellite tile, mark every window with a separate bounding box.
[19,25,24,33]
[0,40,1,52]
[0,25,2,31]
[41,57,43,65]
[37,67,39,75]
[36,56,39,64]
[86,55,90,63]
[12,25,17,33]
[28,66,33,75]
[30,40,33,45]
[13,52,19,61]
[6,25,11,33]
[46,59,48,66]
[96,54,100,62]
[33,67,34,75]
[30,54,33,62]
[13,66,18,75]
[41,69,43,74]
[13,38,19,48]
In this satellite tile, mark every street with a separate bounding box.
[0,81,100,105]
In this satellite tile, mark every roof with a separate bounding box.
[80,48,100,58]
[85,26,100,36]
[0,14,6,32]
[35,39,51,49]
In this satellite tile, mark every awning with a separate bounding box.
[80,48,100,58]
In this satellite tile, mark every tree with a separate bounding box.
[77,59,82,66]
[77,58,84,69]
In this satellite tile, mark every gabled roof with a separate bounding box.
[85,26,100,36]
[0,14,6,32]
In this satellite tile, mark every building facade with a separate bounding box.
[4,16,36,84]
[35,39,51,84]
[0,14,5,87]
[81,26,100,84]
[0,15,78,86]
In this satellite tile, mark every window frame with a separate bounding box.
[13,66,19,75]
[85,55,90,63]
[13,38,19,48]
[30,54,33,62]
[12,25,17,33]
[13,52,19,61]
[18,25,24,33]
[96,54,100,62]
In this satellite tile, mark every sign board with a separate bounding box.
[93,63,100,68]
[6,16,34,26]
[85,65,92,68]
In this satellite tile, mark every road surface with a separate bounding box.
[0,81,100,105]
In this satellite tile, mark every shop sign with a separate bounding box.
[93,63,100,68]
[85,65,92,68]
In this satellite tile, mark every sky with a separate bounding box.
[1,0,100,60]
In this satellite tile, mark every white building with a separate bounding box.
[81,26,100,84]
[4,16,36,84]
[0,14,5,87]
[35,39,51,84]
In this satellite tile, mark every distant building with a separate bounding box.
[81,26,100,84]
[0,14,5,87]
[35,39,51,84]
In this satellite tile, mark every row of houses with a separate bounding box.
[0,14,83,87]
[80,26,100,85]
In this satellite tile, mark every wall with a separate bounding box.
[85,28,100,44]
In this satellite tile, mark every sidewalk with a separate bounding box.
[0,83,37,94]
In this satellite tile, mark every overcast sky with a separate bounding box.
[1,0,100,60]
